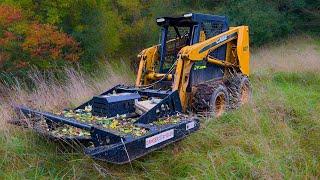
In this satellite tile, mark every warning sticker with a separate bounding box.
[145,129,174,148]
[186,121,195,130]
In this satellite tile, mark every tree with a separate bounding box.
[0,4,81,72]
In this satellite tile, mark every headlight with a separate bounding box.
[156,18,165,23]
[183,13,193,18]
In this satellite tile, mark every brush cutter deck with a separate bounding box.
[15,85,200,164]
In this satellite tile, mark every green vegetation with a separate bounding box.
[1,70,319,179]
[0,0,319,74]
[0,37,319,179]
[0,0,319,178]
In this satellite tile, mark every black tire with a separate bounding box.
[226,75,252,109]
[208,85,229,117]
[192,83,229,118]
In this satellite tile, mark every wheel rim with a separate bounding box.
[240,83,250,104]
[214,93,226,117]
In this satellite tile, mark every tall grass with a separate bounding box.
[251,35,320,73]
[0,61,133,116]
[0,61,134,178]
[0,36,319,178]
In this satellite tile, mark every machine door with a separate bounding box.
[158,26,193,73]
[189,18,229,86]
[155,25,194,90]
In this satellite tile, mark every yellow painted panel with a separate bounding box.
[236,26,250,76]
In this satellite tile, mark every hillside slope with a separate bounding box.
[0,36,319,179]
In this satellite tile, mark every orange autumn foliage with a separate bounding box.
[0,31,16,47]
[0,4,22,27]
[0,4,81,71]
[22,24,81,62]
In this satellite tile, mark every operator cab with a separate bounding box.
[156,15,196,73]
[155,13,229,88]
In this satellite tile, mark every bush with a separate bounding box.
[22,23,80,63]
[220,0,293,46]
[0,0,319,74]
[0,4,81,72]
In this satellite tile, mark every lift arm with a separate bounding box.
[180,26,249,74]
[173,26,250,111]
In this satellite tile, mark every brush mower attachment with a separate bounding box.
[15,85,199,164]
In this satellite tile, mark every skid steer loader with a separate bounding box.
[15,13,250,164]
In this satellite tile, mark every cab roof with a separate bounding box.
[156,13,228,27]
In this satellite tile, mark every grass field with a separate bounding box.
[0,36,320,179]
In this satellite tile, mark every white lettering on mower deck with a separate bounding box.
[145,129,174,148]
[186,121,195,130]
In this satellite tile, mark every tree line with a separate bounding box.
[0,0,318,74]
